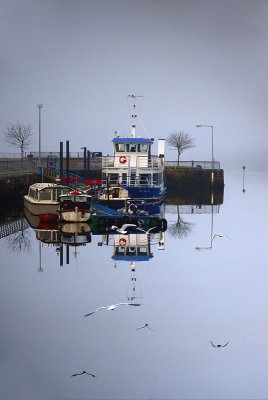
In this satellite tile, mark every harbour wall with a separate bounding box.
[0,168,224,215]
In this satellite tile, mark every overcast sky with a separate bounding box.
[1,0,268,171]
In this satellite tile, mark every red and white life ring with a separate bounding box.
[119,155,127,164]
[119,238,127,246]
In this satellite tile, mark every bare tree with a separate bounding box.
[3,122,32,159]
[6,221,32,254]
[168,205,194,238]
[166,131,195,164]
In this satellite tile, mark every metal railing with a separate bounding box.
[0,159,37,175]
[102,155,163,170]
[165,161,221,169]
[0,151,103,159]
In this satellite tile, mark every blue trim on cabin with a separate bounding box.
[112,256,152,261]
[112,138,154,144]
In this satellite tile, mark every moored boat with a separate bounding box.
[24,183,72,218]
[100,95,166,207]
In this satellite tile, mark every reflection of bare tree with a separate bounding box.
[6,221,31,254]
[168,205,194,238]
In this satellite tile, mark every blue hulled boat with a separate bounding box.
[100,95,166,207]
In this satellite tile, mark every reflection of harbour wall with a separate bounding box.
[165,168,224,197]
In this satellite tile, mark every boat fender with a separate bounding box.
[161,218,168,232]
[119,238,127,246]
[119,156,127,164]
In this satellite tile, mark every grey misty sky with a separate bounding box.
[1,0,268,171]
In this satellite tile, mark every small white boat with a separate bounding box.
[58,191,92,222]
[98,185,129,206]
[24,183,72,219]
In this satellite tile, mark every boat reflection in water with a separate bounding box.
[98,228,166,300]
[24,207,92,247]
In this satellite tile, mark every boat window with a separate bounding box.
[138,247,148,256]
[128,144,136,152]
[29,188,36,199]
[138,143,148,152]
[39,190,52,201]
[126,247,136,255]
[121,173,127,184]
[109,174,119,184]
[117,143,126,152]
[76,196,88,202]
[115,247,125,255]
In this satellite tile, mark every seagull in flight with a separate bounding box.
[110,223,137,234]
[85,302,141,316]
[71,371,97,378]
[212,233,231,241]
[210,341,229,348]
[137,226,158,235]
[136,323,155,331]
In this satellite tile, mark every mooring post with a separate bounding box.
[60,141,63,185]
[66,140,70,186]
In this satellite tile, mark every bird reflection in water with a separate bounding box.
[71,371,97,378]
[136,323,156,331]
[84,302,141,316]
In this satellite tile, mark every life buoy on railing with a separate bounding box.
[119,155,127,164]
[119,238,127,246]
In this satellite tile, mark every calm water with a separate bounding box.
[1,172,268,400]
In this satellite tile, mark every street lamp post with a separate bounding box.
[37,104,43,165]
[196,124,214,167]
[81,147,87,172]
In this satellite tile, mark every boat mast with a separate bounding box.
[128,94,143,137]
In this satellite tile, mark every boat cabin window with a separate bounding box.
[138,247,148,256]
[126,247,136,255]
[39,189,52,201]
[128,144,136,152]
[115,247,125,255]
[115,142,149,153]
[117,143,126,152]
[29,188,36,199]
[138,143,148,152]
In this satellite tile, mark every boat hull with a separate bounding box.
[124,185,166,201]
[24,197,59,216]
[58,208,91,222]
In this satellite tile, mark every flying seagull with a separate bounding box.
[136,323,155,331]
[210,341,229,348]
[110,223,137,234]
[71,371,97,378]
[137,226,158,235]
[212,233,231,241]
[85,302,141,317]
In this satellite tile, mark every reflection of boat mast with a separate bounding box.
[128,261,137,301]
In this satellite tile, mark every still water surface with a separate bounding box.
[1,172,268,400]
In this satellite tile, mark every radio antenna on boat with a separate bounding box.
[128,94,143,137]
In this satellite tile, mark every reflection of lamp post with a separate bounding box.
[196,124,214,167]
[242,165,246,193]
[37,241,44,272]
[37,104,43,166]
[195,234,225,251]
